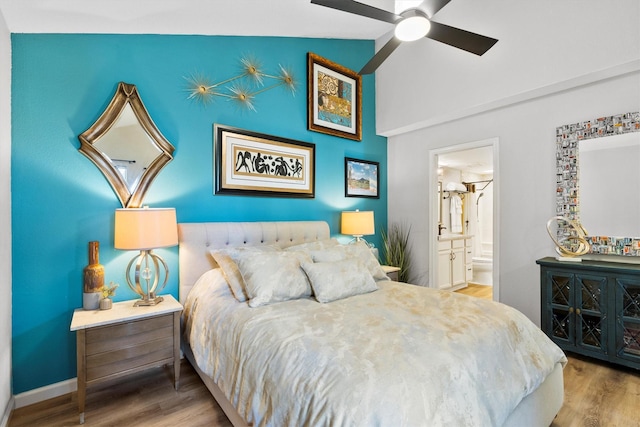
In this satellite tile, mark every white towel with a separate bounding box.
[450,194,463,233]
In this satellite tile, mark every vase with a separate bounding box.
[99,298,113,310]
[83,241,104,310]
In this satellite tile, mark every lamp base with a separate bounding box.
[133,295,164,306]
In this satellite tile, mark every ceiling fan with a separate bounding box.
[310,0,498,74]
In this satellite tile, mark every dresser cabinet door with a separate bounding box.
[615,276,640,364]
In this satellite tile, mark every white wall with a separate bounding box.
[387,71,640,325]
[376,0,640,136]
[0,8,12,426]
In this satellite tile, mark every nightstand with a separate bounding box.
[70,294,183,424]
[382,265,401,282]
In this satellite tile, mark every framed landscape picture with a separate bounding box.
[307,52,362,141]
[214,124,315,198]
[345,157,379,198]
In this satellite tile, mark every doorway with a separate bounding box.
[428,138,499,301]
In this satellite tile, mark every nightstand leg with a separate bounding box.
[173,311,180,390]
[77,330,86,424]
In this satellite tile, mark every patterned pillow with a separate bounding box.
[209,245,280,302]
[309,243,389,281]
[235,251,313,308]
[301,259,378,303]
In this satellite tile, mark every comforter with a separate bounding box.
[182,269,566,427]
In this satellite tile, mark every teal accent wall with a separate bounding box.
[11,34,387,394]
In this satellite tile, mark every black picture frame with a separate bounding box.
[214,124,315,198]
[345,157,379,198]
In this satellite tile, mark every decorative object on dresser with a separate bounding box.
[344,157,379,198]
[307,52,362,141]
[341,209,374,246]
[545,216,590,261]
[70,294,183,424]
[537,257,640,370]
[82,241,104,310]
[78,82,175,208]
[214,124,315,198]
[114,207,178,306]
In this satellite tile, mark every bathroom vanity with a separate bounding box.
[537,257,640,370]
[437,235,473,291]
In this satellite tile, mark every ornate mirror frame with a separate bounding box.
[79,82,175,208]
[555,111,640,256]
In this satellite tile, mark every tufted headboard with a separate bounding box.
[177,221,331,303]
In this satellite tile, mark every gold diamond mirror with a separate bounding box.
[79,82,175,208]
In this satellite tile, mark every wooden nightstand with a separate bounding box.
[70,294,183,424]
[382,265,401,282]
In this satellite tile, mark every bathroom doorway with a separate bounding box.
[428,138,499,301]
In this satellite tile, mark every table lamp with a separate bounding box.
[114,207,178,306]
[341,210,374,246]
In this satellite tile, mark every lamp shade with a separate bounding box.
[114,208,178,250]
[341,210,375,236]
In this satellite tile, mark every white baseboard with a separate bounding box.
[13,378,76,409]
[1,396,14,427]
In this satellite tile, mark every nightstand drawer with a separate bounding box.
[85,314,175,381]
[86,314,173,354]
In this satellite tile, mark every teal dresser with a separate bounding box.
[537,257,640,370]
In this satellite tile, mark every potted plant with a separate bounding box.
[381,222,412,283]
[99,282,119,310]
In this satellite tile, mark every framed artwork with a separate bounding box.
[345,157,379,198]
[214,124,315,198]
[307,52,362,141]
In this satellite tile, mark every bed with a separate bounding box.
[178,221,566,427]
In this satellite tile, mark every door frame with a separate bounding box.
[428,137,500,301]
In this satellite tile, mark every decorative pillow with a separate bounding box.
[235,251,313,308]
[209,245,280,302]
[301,259,378,303]
[309,243,389,281]
[284,238,340,253]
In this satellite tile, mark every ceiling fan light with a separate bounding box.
[395,14,431,42]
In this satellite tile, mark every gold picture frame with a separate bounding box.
[214,124,315,198]
[307,52,362,141]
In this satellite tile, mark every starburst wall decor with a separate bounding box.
[185,56,296,112]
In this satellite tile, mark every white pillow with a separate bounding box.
[284,238,340,253]
[309,242,389,281]
[209,245,280,302]
[301,259,378,303]
[235,251,313,307]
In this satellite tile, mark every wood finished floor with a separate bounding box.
[9,282,640,427]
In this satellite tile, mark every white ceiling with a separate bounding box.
[0,0,404,38]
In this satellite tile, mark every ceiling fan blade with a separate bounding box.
[419,0,451,18]
[427,21,498,56]
[311,0,400,24]
[359,37,403,74]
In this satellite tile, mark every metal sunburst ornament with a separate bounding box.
[184,55,296,111]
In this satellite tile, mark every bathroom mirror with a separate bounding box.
[556,112,640,256]
[79,82,175,208]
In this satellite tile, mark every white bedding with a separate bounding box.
[182,268,567,427]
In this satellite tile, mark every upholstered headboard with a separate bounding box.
[177,221,331,302]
